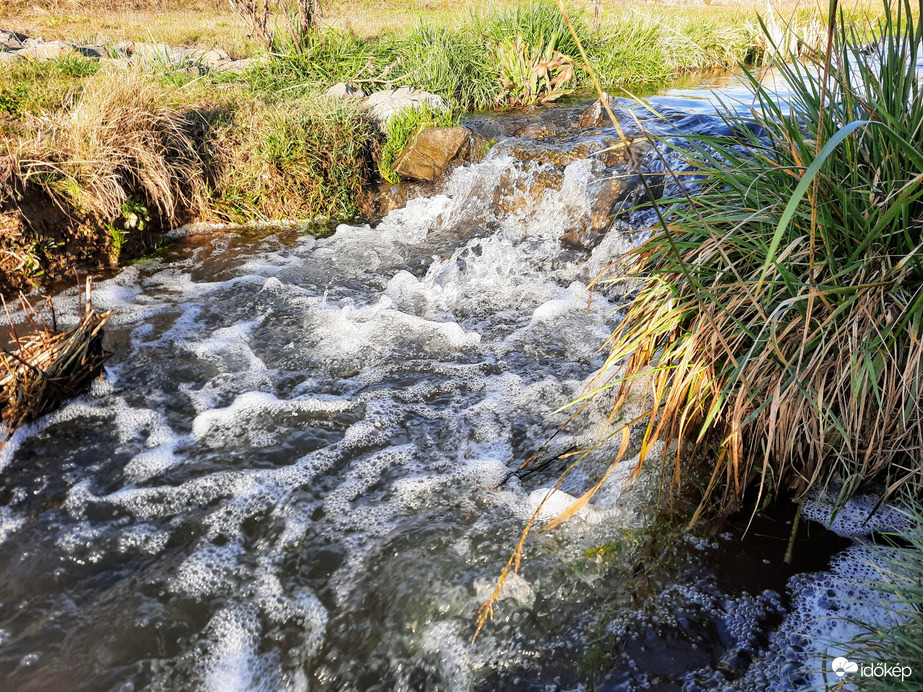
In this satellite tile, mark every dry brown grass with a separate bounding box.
[2,68,204,224]
[0,282,111,442]
[1,0,259,58]
[0,0,856,49]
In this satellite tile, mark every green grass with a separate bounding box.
[578,0,923,521]
[208,97,383,222]
[245,0,773,108]
[0,56,101,117]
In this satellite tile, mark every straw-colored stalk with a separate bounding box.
[1,282,112,442]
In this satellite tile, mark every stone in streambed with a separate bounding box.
[561,174,651,250]
[393,127,471,182]
[578,93,637,129]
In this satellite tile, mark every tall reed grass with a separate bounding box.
[584,0,923,521]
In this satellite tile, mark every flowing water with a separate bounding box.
[0,75,900,692]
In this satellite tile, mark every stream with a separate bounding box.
[0,72,900,692]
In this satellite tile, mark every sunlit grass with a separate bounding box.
[586,0,923,519]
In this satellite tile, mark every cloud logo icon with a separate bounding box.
[831,657,859,677]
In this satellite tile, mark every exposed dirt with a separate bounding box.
[0,188,188,298]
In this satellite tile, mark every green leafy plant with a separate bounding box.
[106,196,149,263]
[210,98,382,222]
[494,33,575,107]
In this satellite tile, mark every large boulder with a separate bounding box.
[393,126,471,182]
[364,86,446,126]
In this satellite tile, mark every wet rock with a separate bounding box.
[494,168,564,216]
[363,180,434,218]
[19,40,78,61]
[325,82,366,101]
[393,126,471,182]
[561,174,650,250]
[578,94,635,129]
[364,86,446,125]
[495,134,648,170]
[518,121,560,139]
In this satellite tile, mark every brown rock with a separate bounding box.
[393,127,471,182]
[561,174,648,249]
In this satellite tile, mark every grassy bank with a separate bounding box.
[0,59,382,294]
[0,0,880,295]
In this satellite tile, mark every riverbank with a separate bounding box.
[1,0,879,295]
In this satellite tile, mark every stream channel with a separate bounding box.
[0,71,894,691]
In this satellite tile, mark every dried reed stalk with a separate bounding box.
[0,280,112,443]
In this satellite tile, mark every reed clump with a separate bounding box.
[1,283,111,442]
[588,0,923,520]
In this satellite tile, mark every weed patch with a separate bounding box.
[208,97,382,222]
